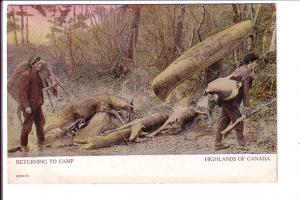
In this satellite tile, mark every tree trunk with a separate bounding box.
[269,26,276,52]
[73,5,76,22]
[11,8,18,45]
[204,59,223,85]
[52,6,56,38]
[269,11,276,52]
[66,29,76,68]
[253,4,261,24]
[152,20,254,101]
[250,4,261,51]
[126,5,141,61]
[232,4,242,23]
[25,7,29,44]
[19,5,25,46]
[173,5,186,55]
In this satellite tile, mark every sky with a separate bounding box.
[7,5,52,44]
[7,5,117,45]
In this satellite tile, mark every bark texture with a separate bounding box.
[152,20,254,101]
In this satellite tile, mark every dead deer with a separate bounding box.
[44,93,135,134]
[8,61,59,122]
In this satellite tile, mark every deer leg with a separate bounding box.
[44,117,72,134]
[105,109,126,125]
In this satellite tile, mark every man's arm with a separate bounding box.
[18,71,31,109]
[243,78,251,107]
[242,77,252,117]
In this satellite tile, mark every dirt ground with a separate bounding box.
[6,44,277,157]
[7,81,277,157]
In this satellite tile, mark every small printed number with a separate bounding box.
[16,174,29,178]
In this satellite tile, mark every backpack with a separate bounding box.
[204,77,242,101]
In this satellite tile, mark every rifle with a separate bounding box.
[39,72,55,113]
[56,79,70,96]
[221,98,276,136]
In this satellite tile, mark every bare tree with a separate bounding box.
[232,4,242,23]
[125,5,142,64]
[10,7,19,45]
[18,5,25,46]
[25,6,30,44]
[269,11,276,52]
[73,5,76,22]
[173,5,185,56]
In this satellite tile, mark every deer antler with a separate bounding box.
[128,84,137,106]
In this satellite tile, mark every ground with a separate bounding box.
[7,75,277,157]
[6,44,277,157]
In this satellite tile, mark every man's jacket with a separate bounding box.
[18,68,44,111]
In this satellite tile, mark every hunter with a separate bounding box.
[18,56,47,152]
[206,53,259,150]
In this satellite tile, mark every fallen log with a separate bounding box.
[152,20,254,101]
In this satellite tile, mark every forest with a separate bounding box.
[7,4,276,156]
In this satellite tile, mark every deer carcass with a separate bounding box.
[44,94,134,134]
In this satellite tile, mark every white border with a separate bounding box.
[4,0,300,199]
[7,154,277,184]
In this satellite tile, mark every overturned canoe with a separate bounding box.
[152,20,254,101]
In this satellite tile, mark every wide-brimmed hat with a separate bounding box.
[28,56,41,66]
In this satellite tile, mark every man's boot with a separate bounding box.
[20,145,29,152]
[237,139,246,147]
[236,131,246,147]
[215,130,230,150]
[214,142,230,151]
[38,140,47,150]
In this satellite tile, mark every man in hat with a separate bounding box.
[18,56,46,152]
[210,53,259,150]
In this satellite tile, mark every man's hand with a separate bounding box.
[244,107,251,118]
[25,107,32,114]
[207,93,218,116]
[20,114,24,124]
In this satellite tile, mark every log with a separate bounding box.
[152,20,254,101]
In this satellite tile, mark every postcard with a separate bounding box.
[3,1,277,183]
